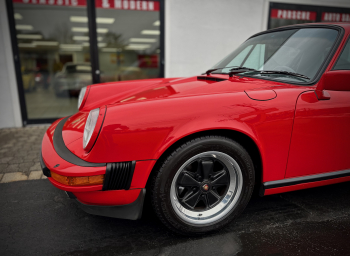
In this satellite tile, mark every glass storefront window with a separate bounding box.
[95,0,161,83]
[13,0,92,119]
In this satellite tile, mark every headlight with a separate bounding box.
[83,107,106,152]
[78,86,88,110]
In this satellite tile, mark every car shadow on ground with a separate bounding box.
[66,181,350,256]
[1,180,350,256]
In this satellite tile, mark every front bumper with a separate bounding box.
[40,117,155,220]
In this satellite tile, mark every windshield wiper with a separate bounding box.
[228,67,257,77]
[203,66,243,76]
[259,70,310,80]
[203,68,220,76]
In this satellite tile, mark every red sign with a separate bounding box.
[271,9,317,21]
[138,55,158,68]
[13,0,159,10]
[13,0,86,6]
[95,0,159,11]
[322,12,350,22]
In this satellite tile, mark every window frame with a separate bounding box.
[332,35,350,71]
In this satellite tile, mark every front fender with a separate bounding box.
[85,88,305,182]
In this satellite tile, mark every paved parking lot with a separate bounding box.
[1,126,350,255]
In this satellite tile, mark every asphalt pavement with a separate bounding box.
[1,178,350,256]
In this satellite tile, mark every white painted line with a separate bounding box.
[1,172,28,183]
[0,174,3,182]
[28,171,42,180]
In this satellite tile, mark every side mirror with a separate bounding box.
[315,70,350,100]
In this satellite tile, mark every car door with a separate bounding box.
[285,37,350,178]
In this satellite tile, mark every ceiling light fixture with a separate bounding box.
[141,30,160,35]
[73,36,102,41]
[60,44,83,50]
[72,27,109,33]
[70,16,88,23]
[14,13,23,20]
[102,48,118,52]
[16,25,33,30]
[17,34,43,39]
[97,28,109,33]
[70,16,115,24]
[125,44,151,50]
[18,43,35,48]
[72,27,88,32]
[96,17,115,24]
[33,41,59,46]
[129,38,157,43]
[60,48,82,52]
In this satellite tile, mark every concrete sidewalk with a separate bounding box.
[0,125,49,183]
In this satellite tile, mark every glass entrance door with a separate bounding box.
[12,0,92,120]
[9,0,163,124]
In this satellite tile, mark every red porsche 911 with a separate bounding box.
[41,23,350,235]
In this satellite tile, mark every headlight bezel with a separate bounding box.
[83,106,106,152]
[77,85,90,110]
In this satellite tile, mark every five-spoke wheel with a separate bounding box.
[150,136,255,235]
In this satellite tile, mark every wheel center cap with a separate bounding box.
[202,184,209,191]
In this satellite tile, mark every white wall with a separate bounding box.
[165,0,350,78]
[0,0,22,128]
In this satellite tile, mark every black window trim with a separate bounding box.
[332,34,350,71]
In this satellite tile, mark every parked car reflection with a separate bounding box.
[53,63,92,97]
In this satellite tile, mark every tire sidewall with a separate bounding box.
[153,136,255,235]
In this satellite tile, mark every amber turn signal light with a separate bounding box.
[51,171,104,186]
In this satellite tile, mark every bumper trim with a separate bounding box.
[40,154,51,177]
[74,189,146,220]
[53,116,105,167]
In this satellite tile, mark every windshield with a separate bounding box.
[212,28,338,82]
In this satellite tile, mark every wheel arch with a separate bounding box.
[146,129,263,190]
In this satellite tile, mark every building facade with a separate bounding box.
[1,0,350,128]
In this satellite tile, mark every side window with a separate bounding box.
[333,38,350,70]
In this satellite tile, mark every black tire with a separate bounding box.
[150,135,255,236]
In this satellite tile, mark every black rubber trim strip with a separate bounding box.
[264,169,350,190]
[39,153,51,177]
[197,76,227,82]
[75,188,146,220]
[125,161,136,189]
[53,116,105,167]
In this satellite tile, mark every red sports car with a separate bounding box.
[41,23,350,235]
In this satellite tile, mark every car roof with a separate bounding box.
[250,22,350,39]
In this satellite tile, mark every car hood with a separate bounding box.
[61,74,292,160]
[82,74,287,111]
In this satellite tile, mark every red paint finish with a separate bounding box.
[42,129,106,177]
[264,176,350,196]
[41,23,350,212]
[286,90,350,178]
[130,160,157,189]
[245,89,277,101]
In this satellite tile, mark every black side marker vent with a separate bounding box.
[103,161,136,191]
[197,76,227,82]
